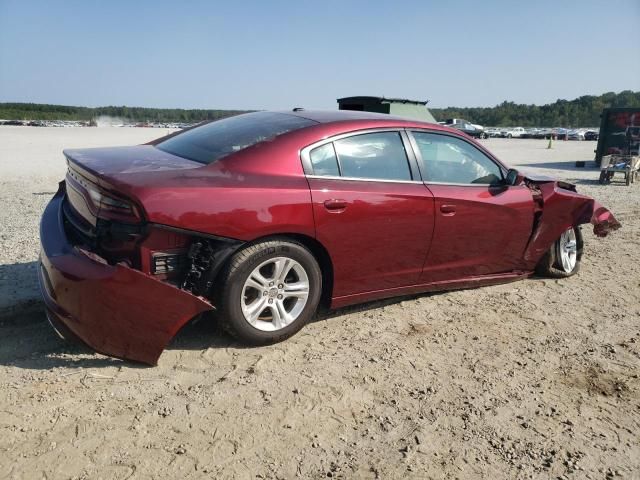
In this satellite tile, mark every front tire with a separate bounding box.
[535,226,583,278]
[217,239,322,344]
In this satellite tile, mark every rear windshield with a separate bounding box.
[156,111,316,164]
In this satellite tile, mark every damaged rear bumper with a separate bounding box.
[38,187,214,365]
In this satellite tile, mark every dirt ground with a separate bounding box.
[0,127,638,479]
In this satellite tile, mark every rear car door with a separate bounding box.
[301,130,435,298]
[408,130,534,283]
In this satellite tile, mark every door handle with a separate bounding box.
[324,199,348,211]
[440,204,456,215]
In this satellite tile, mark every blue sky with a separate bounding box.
[1,0,639,110]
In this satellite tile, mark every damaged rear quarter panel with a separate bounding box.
[522,181,621,269]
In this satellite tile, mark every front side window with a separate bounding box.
[156,112,316,164]
[412,132,503,185]
[333,132,412,181]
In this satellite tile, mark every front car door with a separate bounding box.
[407,130,535,283]
[301,129,435,300]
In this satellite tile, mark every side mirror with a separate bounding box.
[505,168,519,186]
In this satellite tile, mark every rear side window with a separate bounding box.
[333,132,412,181]
[309,143,340,176]
[412,132,503,185]
[156,112,316,164]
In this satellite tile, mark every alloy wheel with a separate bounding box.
[241,257,310,331]
[556,228,577,273]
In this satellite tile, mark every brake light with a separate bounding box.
[66,166,142,222]
[87,188,133,213]
[87,185,141,221]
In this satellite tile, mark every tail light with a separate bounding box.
[66,166,142,222]
[86,187,140,219]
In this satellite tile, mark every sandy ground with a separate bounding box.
[0,127,638,479]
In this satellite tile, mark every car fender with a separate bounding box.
[522,180,620,269]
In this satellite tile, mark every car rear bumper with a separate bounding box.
[38,184,214,365]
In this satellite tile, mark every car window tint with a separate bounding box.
[333,132,411,181]
[309,143,340,176]
[156,112,316,164]
[412,132,503,185]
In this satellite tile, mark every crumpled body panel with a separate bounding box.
[38,188,214,365]
[522,180,621,268]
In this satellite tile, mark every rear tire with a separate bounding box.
[535,226,583,278]
[216,239,322,344]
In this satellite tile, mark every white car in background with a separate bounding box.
[439,118,487,138]
[484,127,502,137]
[501,127,526,138]
[439,118,485,130]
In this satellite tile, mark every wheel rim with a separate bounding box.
[241,257,310,331]
[557,228,577,273]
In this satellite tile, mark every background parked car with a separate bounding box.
[439,119,488,138]
[584,130,599,141]
[500,127,526,138]
[568,129,586,141]
[539,128,556,139]
[442,119,488,139]
[521,128,542,139]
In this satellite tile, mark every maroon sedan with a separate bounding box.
[39,110,620,364]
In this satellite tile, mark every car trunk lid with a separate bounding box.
[63,145,204,224]
[64,145,203,185]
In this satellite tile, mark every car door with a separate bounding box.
[301,130,435,298]
[407,130,535,283]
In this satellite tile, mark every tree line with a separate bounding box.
[430,90,640,127]
[0,90,638,126]
[0,103,250,123]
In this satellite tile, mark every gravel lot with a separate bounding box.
[0,127,638,479]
